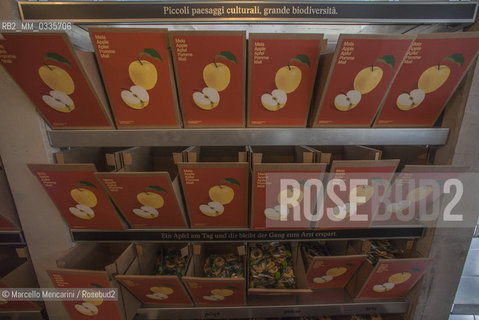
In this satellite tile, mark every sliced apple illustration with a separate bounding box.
[418,53,463,93]
[332,202,351,219]
[203,294,225,302]
[38,53,75,95]
[382,282,395,291]
[373,284,387,293]
[133,206,159,219]
[313,275,333,283]
[386,200,412,213]
[193,87,220,110]
[199,201,224,217]
[354,55,395,94]
[396,89,425,111]
[42,90,75,113]
[146,293,168,300]
[69,204,95,220]
[74,302,99,316]
[334,90,361,111]
[264,205,289,221]
[129,48,162,90]
[203,51,237,92]
[261,89,287,111]
[121,85,149,110]
[275,54,310,94]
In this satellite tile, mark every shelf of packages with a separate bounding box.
[48,128,449,147]
[0,310,46,320]
[70,227,424,242]
[135,299,408,319]
[0,230,25,245]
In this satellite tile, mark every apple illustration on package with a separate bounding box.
[74,283,104,316]
[396,53,464,111]
[133,185,166,219]
[193,87,220,110]
[334,90,362,111]
[334,55,395,111]
[42,90,75,113]
[199,178,239,217]
[193,51,237,110]
[38,52,76,113]
[121,48,162,110]
[203,287,236,302]
[313,264,353,284]
[146,285,174,301]
[396,89,426,111]
[121,85,149,109]
[261,54,310,112]
[69,181,98,220]
[372,269,418,293]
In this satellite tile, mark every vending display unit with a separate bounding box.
[0,1,478,319]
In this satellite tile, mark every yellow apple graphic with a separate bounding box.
[137,186,166,209]
[396,89,425,111]
[388,272,412,285]
[418,53,464,93]
[42,90,75,113]
[211,288,235,297]
[83,288,104,306]
[203,51,237,92]
[128,48,162,91]
[349,184,374,205]
[38,53,75,95]
[406,186,433,203]
[208,178,239,205]
[275,54,310,94]
[353,55,395,94]
[193,87,220,110]
[326,266,347,277]
[70,181,98,208]
[277,187,304,208]
[150,286,174,295]
[418,66,450,93]
[0,297,7,305]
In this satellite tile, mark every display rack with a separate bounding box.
[1,1,478,319]
[48,128,449,147]
[135,300,408,319]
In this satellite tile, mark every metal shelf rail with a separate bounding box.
[48,128,449,147]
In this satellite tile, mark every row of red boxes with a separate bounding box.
[28,145,463,230]
[47,240,430,320]
[1,30,479,129]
